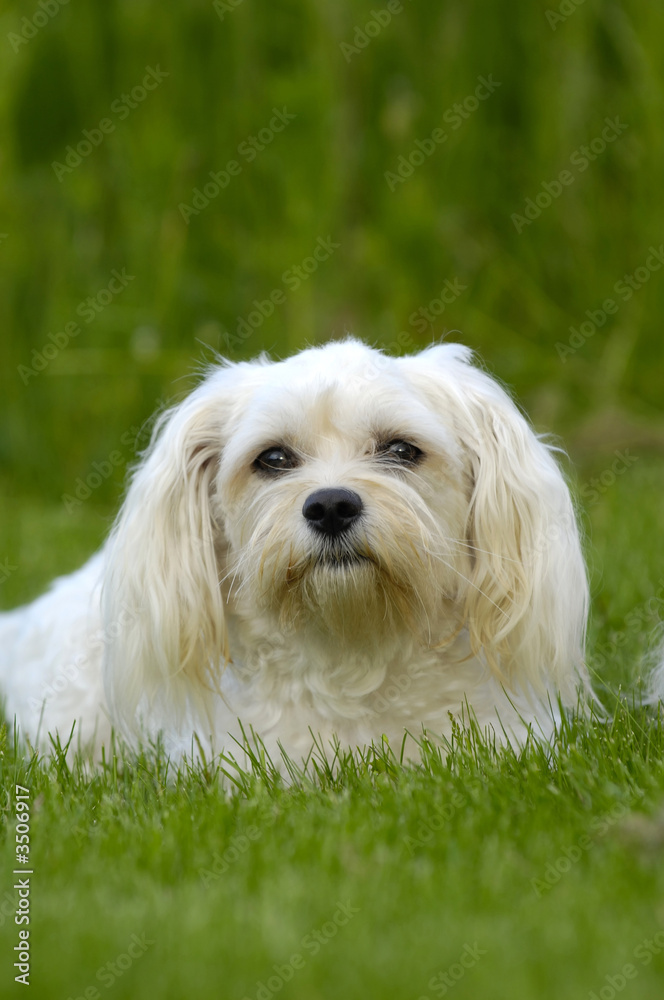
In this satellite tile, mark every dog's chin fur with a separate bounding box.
[0,338,595,763]
[246,510,455,643]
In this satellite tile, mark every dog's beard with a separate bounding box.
[280,540,403,641]
[226,485,464,647]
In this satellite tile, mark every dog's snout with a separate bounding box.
[302,488,363,537]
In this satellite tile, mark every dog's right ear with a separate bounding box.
[101,362,255,740]
[399,343,589,705]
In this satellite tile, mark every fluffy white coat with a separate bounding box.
[0,340,591,761]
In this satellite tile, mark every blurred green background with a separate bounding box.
[1,0,664,601]
[2,8,664,998]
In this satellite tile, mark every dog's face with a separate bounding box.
[216,342,471,643]
[102,339,588,732]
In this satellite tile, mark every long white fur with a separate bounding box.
[0,339,592,761]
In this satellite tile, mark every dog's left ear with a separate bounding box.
[101,364,252,739]
[402,344,589,703]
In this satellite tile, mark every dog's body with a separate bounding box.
[0,340,590,760]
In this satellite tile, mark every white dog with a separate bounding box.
[0,339,591,762]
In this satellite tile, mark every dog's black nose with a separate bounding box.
[302,488,364,537]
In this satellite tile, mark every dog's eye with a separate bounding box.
[254,447,299,474]
[378,440,423,465]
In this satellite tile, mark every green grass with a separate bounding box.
[1,458,664,1000]
[2,0,664,996]
[1,707,664,999]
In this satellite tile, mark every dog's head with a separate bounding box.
[102,340,588,734]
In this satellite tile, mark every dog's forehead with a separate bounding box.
[227,342,459,455]
[272,340,395,385]
[259,347,413,426]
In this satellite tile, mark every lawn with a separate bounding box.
[1,457,664,1000]
[2,0,664,997]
